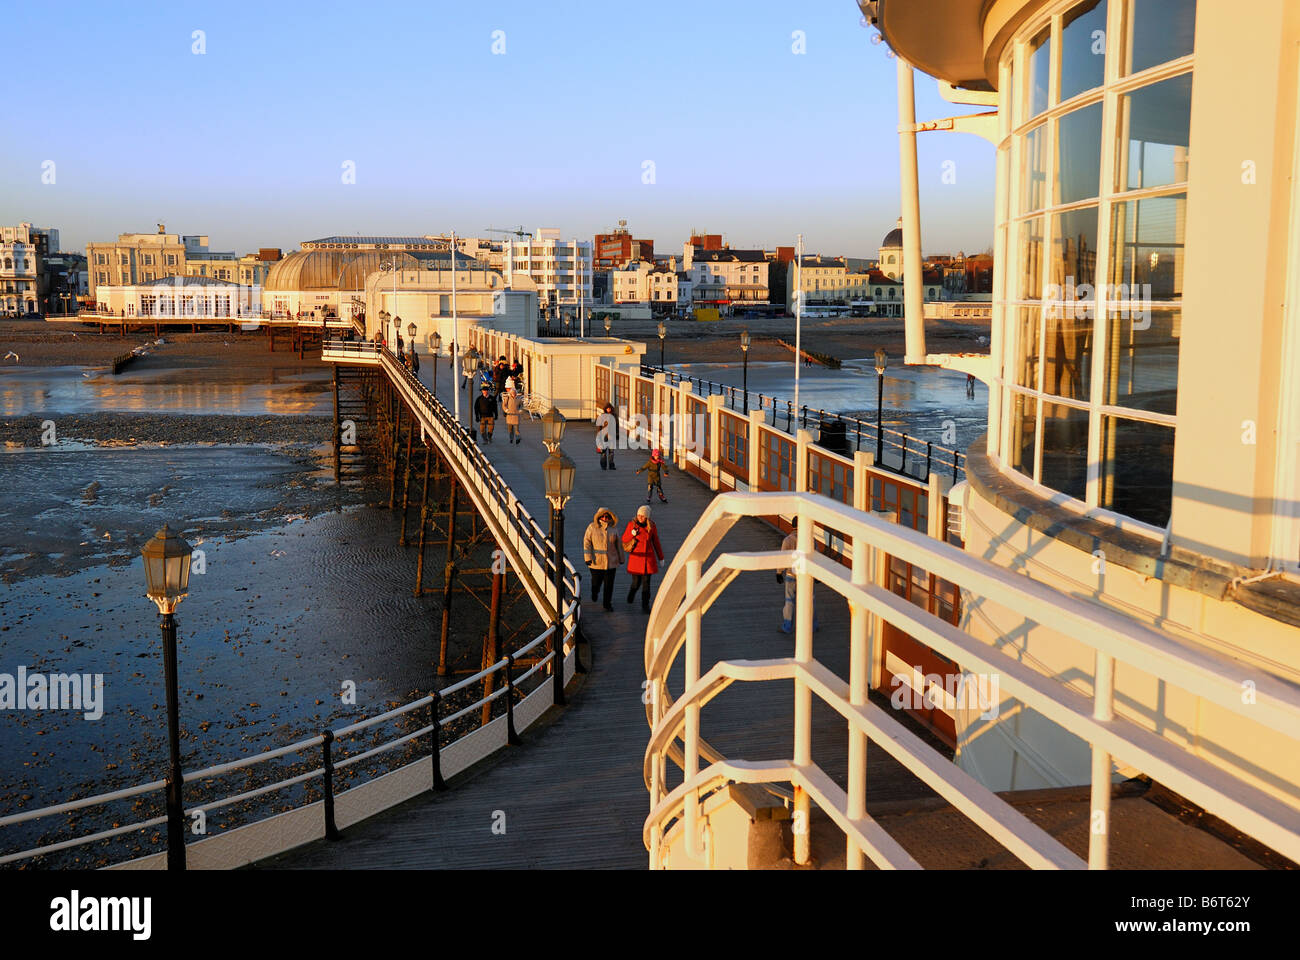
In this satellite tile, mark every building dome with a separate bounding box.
[264,249,422,292]
[881,217,904,249]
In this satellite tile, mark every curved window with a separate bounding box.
[997,0,1193,530]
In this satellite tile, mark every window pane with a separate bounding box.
[1116,74,1192,191]
[1060,0,1107,101]
[1057,103,1103,202]
[1013,306,1042,389]
[1043,305,1093,401]
[1109,193,1186,300]
[1027,27,1051,117]
[1009,391,1038,479]
[1126,0,1196,75]
[1100,416,1173,527]
[1020,124,1049,211]
[1103,307,1179,415]
[1040,401,1089,500]
[1018,218,1044,299]
[1049,206,1099,294]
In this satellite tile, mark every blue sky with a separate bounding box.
[4,0,995,258]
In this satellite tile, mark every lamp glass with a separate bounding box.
[142,524,193,610]
[657,321,666,340]
[540,406,566,448]
[407,322,417,338]
[543,451,576,505]
[874,347,888,375]
[740,330,751,351]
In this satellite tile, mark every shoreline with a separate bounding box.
[1,412,333,448]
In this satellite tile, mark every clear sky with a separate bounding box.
[4,0,995,259]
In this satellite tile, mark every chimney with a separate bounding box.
[157,223,165,234]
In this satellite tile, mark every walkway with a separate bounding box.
[263,358,938,869]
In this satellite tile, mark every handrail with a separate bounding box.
[637,362,964,483]
[643,490,1300,869]
[2,341,584,869]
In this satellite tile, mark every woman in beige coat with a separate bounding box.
[502,384,522,444]
[582,506,625,611]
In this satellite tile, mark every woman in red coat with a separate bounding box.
[622,504,664,613]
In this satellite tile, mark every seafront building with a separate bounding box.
[502,228,593,322]
[0,222,58,317]
[866,0,1300,808]
[86,226,227,300]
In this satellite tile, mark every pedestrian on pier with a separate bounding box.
[493,356,510,395]
[636,448,669,502]
[502,383,522,444]
[509,358,524,390]
[583,507,625,611]
[410,348,420,375]
[596,402,618,470]
[474,385,497,442]
[623,505,664,613]
[776,530,818,634]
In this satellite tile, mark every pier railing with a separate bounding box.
[0,340,582,871]
[640,362,965,485]
[643,491,1300,869]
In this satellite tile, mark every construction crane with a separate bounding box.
[485,225,531,239]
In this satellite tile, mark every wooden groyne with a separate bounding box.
[775,337,842,369]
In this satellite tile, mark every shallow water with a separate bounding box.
[670,358,989,453]
[0,364,331,417]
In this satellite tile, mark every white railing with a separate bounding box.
[643,490,1300,870]
[2,343,582,870]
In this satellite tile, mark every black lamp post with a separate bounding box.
[875,347,888,463]
[541,408,575,706]
[141,524,193,871]
[740,329,751,415]
[657,320,666,368]
[430,329,442,393]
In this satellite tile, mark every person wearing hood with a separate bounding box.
[622,504,664,613]
[582,506,625,611]
[596,401,619,470]
[501,382,522,444]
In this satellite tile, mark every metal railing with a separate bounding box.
[1,342,582,870]
[642,364,965,484]
[643,490,1300,870]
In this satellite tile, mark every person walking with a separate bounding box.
[636,448,669,502]
[623,505,664,613]
[493,356,510,395]
[474,385,497,442]
[583,507,625,611]
[776,529,818,634]
[501,383,522,444]
[596,401,618,470]
[410,347,420,376]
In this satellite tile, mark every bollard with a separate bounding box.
[901,433,909,475]
[505,653,520,745]
[322,729,341,840]
[430,690,447,791]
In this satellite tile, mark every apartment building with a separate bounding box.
[1,223,57,316]
[86,225,227,300]
[683,245,769,307]
[503,228,592,319]
[594,220,654,268]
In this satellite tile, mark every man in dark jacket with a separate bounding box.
[473,385,497,442]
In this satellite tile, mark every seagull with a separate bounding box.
[3,351,17,362]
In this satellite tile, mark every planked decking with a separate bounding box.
[261,362,940,870]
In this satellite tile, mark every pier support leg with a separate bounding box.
[332,365,341,483]
[399,426,415,545]
[389,403,402,510]
[438,478,459,677]
[481,566,504,727]
[414,446,432,595]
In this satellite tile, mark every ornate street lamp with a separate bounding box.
[461,345,480,394]
[430,330,442,393]
[603,315,612,336]
[543,447,576,706]
[740,329,751,415]
[407,321,417,341]
[540,405,566,454]
[140,524,193,871]
[657,320,666,368]
[874,347,888,463]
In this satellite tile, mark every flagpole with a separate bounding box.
[794,233,803,420]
